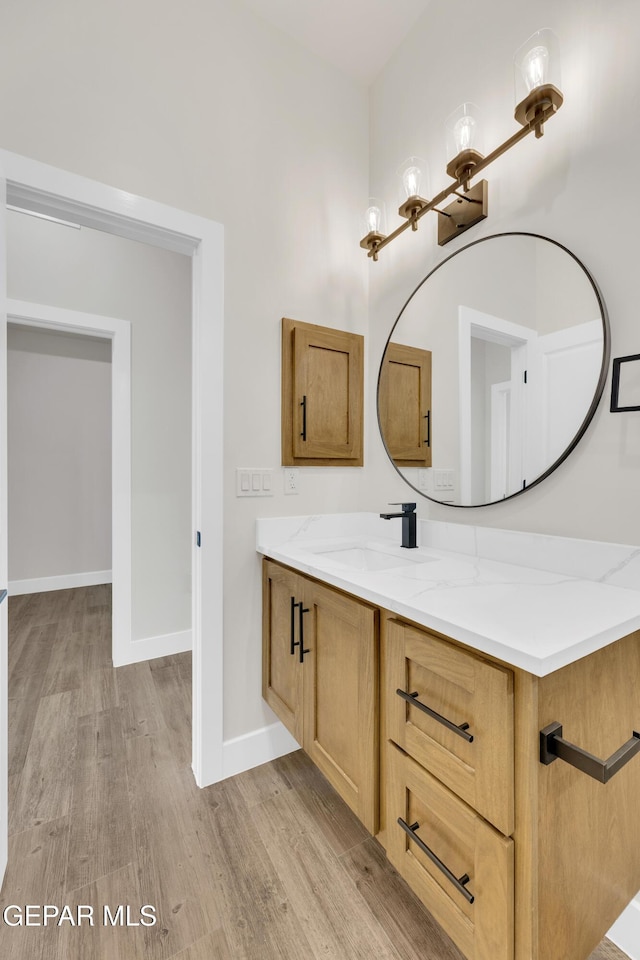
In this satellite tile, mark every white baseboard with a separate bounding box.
[113,629,192,668]
[8,570,112,596]
[222,720,300,781]
[607,895,640,959]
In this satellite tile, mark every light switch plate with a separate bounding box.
[236,468,274,497]
[434,469,454,491]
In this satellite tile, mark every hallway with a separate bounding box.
[0,587,627,959]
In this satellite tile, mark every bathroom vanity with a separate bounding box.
[258,513,640,960]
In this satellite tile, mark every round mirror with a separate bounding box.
[377,233,610,507]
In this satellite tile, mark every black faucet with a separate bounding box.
[380,502,417,549]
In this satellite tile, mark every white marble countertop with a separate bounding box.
[256,513,640,677]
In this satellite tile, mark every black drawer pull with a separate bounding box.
[540,722,640,783]
[424,410,431,447]
[298,603,310,663]
[396,689,474,743]
[398,818,474,904]
[290,596,300,656]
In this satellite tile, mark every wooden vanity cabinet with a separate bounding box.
[383,617,515,960]
[263,561,640,960]
[382,613,640,960]
[262,559,379,833]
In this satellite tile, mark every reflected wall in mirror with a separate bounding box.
[377,234,610,507]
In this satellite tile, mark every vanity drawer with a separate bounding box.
[386,619,514,836]
[387,744,513,960]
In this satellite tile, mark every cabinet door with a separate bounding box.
[378,342,432,467]
[282,317,364,466]
[303,580,378,834]
[262,560,303,744]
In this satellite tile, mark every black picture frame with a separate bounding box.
[610,354,640,412]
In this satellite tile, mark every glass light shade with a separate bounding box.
[514,28,561,107]
[397,157,429,205]
[361,198,386,238]
[445,103,483,162]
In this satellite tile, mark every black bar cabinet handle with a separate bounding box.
[424,410,431,447]
[540,722,640,783]
[396,689,474,743]
[290,596,300,656]
[298,603,310,663]
[300,395,307,440]
[397,818,474,904]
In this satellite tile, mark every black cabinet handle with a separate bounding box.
[298,603,310,663]
[300,395,307,440]
[396,689,473,743]
[290,596,300,656]
[398,818,474,904]
[424,410,431,447]
[540,722,640,783]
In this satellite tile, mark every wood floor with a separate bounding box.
[0,585,630,960]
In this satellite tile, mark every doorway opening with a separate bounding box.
[7,300,132,662]
[0,152,224,895]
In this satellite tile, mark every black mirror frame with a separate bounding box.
[377,232,611,508]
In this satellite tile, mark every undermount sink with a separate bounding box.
[313,545,435,572]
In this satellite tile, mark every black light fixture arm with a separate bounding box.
[540,722,640,783]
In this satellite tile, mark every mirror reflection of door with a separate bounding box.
[378,234,608,507]
[462,309,531,503]
[378,342,432,467]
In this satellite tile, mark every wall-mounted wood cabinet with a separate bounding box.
[282,317,364,466]
[378,342,432,467]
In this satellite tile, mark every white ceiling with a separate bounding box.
[239,0,432,86]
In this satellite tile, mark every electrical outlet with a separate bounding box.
[283,468,299,495]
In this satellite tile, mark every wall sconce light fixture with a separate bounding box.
[360,28,563,260]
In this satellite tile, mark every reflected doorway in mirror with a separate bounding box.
[377,233,610,507]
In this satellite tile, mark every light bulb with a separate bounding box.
[521,43,549,92]
[402,165,422,199]
[454,114,477,153]
[365,205,381,234]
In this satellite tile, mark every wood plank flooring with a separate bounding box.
[0,586,631,959]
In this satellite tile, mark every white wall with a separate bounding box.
[7,323,111,590]
[6,212,192,643]
[0,0,371,742]
[369,0,640,546]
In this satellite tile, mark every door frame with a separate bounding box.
[458,306,535,503]
[0,152,225,832]
[7,300,133,664]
